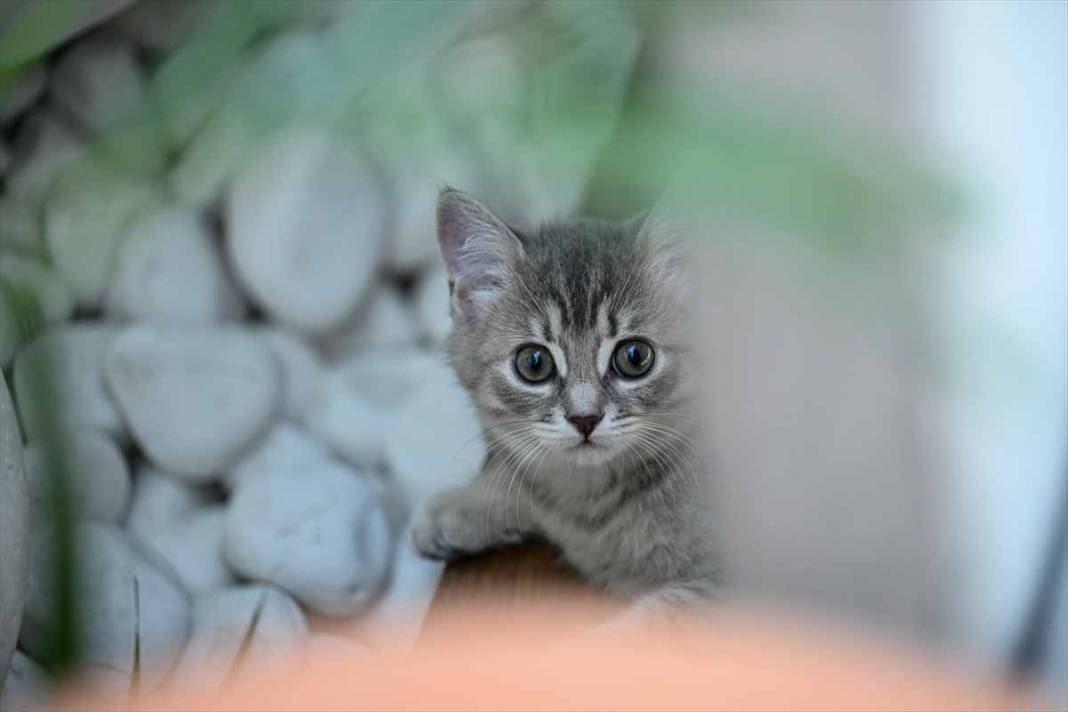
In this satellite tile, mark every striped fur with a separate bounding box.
[413,189,717,606]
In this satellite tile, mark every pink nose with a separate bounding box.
[567,414,603,440]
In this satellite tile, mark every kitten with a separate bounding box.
[412,188,717,617]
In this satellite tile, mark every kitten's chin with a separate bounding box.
[564,441,621,467]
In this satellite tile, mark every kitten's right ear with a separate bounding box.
[437,188,524,321]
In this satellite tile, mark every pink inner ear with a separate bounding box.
[437,190,523,294]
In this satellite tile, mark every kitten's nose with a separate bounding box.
[567,414,603,440]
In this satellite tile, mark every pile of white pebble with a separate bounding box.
[0,0,623,704]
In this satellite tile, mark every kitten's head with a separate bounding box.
[436,188,692,471]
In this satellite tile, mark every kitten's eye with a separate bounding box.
[514,345,555,384]
[612,339,654,379]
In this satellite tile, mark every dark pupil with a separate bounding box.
[626,344,642,365]
[529,350,543,373]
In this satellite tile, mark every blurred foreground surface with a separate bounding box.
[61,603,1041,712]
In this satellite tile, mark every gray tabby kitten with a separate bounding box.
[412,188,717,617]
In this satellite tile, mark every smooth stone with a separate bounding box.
[357,286,420,348]
[45,161,160,306]
[225,422,330,491]
[171,585,306,690]
[20,524,191,691]
[306,389,387,473]
[384,357,485,505]
[131,506,233,594]
[353,531,445,651]
[105,325,281,478]
[110,0,215,54]
[6,113,84,206]
[14,325,124,439]
[0,251,75,325]
[127,467,211,539]
[0,651,49,711]
[0,372,28,688]
[0,197,43,255]
[381,147,478,271]
[326,285,420,358]
[170,31,344,207]
[0,63,47,124]
[260,330,323,424]
[48,36,162,175]
[106,207,241,322]
[226,126,386,333]
[223,458,391,616]
[362,102,479,271]
[305,349,438,470]
[413,267,452,345]
[23,429,131,525]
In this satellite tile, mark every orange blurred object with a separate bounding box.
[63,599,1037,712]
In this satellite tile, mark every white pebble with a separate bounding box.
[226,422,330,491]
[45,161,160,306]
[23,429,131,525]
[413,267,452,345]
[106,207,242,322]
[354,532,445,651]
[14,325,124,439]
[384,357,485,505]
[223,458,392,616]
[105,324,281,478]
[0,651,50,712]
[132,506,234,593]
[171,585,307,690]
[260,329,323,424]
[377,134,480,272]
[326,284,421,358]
[170,31,344,207]
[226,126,386,333]
[305,349,438,470]
[20,524,191,691]
[127,466,211,539]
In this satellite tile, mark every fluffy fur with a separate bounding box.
[412,188,717,615]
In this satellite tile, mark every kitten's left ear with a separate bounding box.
[437,188,525,322]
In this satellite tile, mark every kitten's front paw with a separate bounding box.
[410,500,485,561]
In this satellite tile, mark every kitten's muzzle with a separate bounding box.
[567,414,603,441]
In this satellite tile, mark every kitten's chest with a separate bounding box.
[522,468,655,584]
[520,460,708,589]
